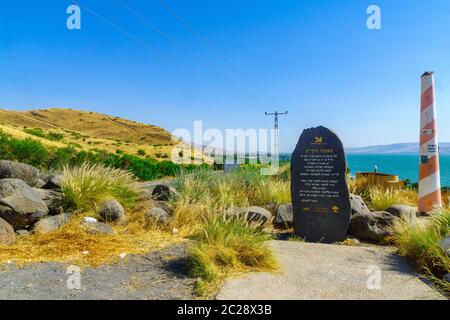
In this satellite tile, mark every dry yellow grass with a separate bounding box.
[0,164,193,267]
[0,108,211,163]
[0,213,184,267]
[369,187,418,211]
[0,108,171,144]
[348,175,418,210]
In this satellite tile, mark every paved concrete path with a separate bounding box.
[217,241,447,300]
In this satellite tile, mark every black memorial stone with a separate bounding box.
[290,126,351,243]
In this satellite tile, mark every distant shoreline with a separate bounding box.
[279,153,450,188]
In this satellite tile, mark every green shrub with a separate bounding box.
[47,132,64,141]
[24,128,63,141]
[8,138,49,167]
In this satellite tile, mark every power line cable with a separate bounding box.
[112,0,267,111]
[72,0,166,60]
[72,0,266,112]
[158,0,280,107]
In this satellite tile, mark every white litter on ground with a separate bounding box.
[119,253,127,259]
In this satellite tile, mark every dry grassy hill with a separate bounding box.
[0,108,210,163]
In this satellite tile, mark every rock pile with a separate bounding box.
[272,193,420,244]
[0,160,127,243]
[143,184,178,225]
[0,161,67,243]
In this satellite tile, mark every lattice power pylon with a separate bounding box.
[265,110,288,156]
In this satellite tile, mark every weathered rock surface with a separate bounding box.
[348,211,398,243]
[349,193,370,215]
[42,174,64,190]
[274,204,293,229]
[444,273,450,283]
[264,203,278,215]
[145,207,172,225]
[439,236,450,255]
[33,188,64,215]
[225,206,271,227]
[0,161,39,187]
[15,229,30,236]
[151,184,180,202]
[35,179,46,188]
[98,199,125,222]
[0,217,15,245]
[0,179,48,230]
[31,213,70,234]
[153,201,173,215]
[385,204,417,224]
[81,221,115,235]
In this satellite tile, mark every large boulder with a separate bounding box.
[225,206,271,227]
[385,204,417,224]
[145,207,172,225]
[98,199,125,222]
[274,204,293,229]
[42,174,64,190]
[348,211,398,243]
[349,193,370,215]
[0,179,48,230]
[0,160,39,187]
[33,188,64,215]
[151,184,180,202]
[0,217,15,245]
[81,221,115,235]
[32,213,70,234]
[439,236,450,255]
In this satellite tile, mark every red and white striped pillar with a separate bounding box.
[419,71,442,213]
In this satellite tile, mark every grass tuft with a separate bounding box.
[61,163,141,214]
[391,208,450,294]
[188,216,278,297]
[368,187,415,211]
[174,167,290,209]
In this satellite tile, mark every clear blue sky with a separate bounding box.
[1,0,450,152]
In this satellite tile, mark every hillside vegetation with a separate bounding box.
[0,108,209,163]
[0,130,207,181]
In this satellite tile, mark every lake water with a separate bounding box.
[346,154,450,187]
[280,153,450,187]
